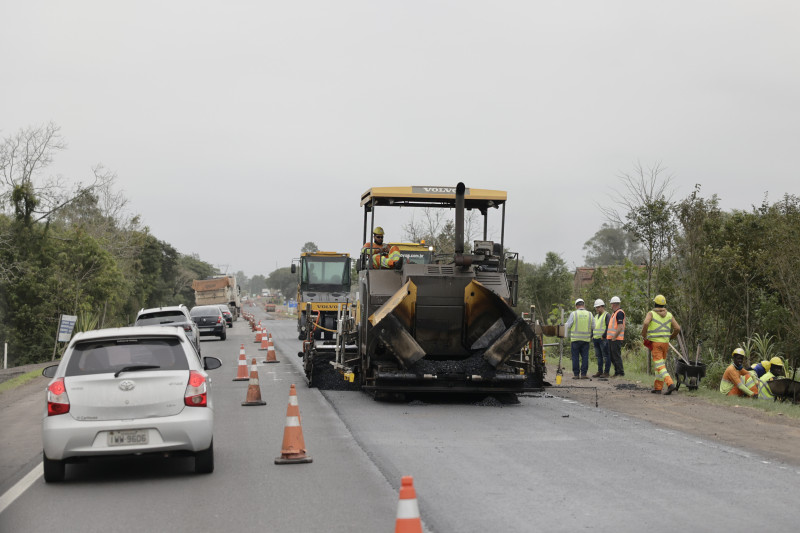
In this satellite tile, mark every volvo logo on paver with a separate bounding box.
[412,186,470,194]
[119,380,136,392]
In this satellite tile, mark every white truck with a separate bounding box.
[192,275,242,320]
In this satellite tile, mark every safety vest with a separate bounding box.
[758,371,775,400]
[606,309,625,341]
[646,310,673,343]
[362,242,382,256]
[592,311,608,339]
[569,309,593,343]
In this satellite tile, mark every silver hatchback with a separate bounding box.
[41,326,222,482]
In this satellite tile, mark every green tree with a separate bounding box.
[518,252,572,320]
[302,242,319,253]
[600,162,675,298]
[583,223,644,267]
[266,267,296,300]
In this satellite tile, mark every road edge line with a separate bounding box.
[0,463,42,515]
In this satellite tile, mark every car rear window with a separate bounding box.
[135,311,188,325]
[65,337,190,376]
[190,306,222,317]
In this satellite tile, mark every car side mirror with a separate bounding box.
[291,264,296,274]
[203,357,222,371]
[42,365,59,378]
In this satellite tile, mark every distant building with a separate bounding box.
[573,267,596,292]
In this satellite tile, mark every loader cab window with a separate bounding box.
[301,256,351,292]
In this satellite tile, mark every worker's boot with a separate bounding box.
[592,372,602,378]
[664,383,676,395]
[650,389,661,394]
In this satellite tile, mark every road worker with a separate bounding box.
[606,296,626,377]
[361,227,402,269]
[591,299,611,378]
[641,294,680,395]
[565,298,594,379]
[720,348,758,397]
[749,360,771,378]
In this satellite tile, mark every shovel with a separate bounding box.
[555,307,564,385]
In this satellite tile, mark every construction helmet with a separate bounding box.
[575,298,584,305]
[770,356,784,367]
[610,296,621,304]
[760,360,771,371]
[373,226,385,236]
[594,299,605,308]
[653,294,667,306]
[732,347,746,357]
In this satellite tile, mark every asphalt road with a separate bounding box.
[2,306,800,532]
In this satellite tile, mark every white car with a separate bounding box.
[41,326,222,482]
[135,304,201,354]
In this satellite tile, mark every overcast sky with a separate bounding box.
[2,1,798,277]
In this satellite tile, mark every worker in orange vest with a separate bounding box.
[605,296,626,377]
[361,227,402,269]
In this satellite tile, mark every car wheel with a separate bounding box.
[219,330,227,341]
[195,441,214,474]
[43,451,65,483]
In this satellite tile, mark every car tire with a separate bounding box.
[43,451,65,483]
[195,441,214,474]
[219,330,227,341]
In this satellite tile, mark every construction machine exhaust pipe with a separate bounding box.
[455,182,465,254]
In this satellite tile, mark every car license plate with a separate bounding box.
[200,327,213,332]
[107,429,149,446]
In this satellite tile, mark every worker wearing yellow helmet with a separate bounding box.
[641,294,680,395]
[361,226,402,269]
[749,359,771,379]
[720,347,758,397]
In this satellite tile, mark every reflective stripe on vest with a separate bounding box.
[647,311,673,342]
[759,372,775,399]
[593,311,608,339]
[569,309,592,342]
[606,309,625,341]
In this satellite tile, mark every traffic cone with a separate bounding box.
[274,384,312,464]
[263,334,280,364]
[241,358,266,406]
[233,349,249,381]
[259,332,270,350]
[395,476,423,533]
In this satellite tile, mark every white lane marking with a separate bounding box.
[0,463,42,515]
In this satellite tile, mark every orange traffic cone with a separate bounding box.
[259,332,270,350]
[263,334,280,364]
[274,384,312,464]
[233,349,249,381]
[255,327,265,343]
[395,476,423,533]
[241,358,266,406]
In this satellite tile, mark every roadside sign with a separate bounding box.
[57,315,78,342]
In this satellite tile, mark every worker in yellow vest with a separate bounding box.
[641,294,680,395]
[565,298,594,379]
[756,356,785,400]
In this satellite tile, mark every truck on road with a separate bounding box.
[192,275,242,320]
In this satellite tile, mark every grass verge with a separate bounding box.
[0,369,45,394]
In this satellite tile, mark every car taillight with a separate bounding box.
[217,316,222,324]
[183,324,192,332]
[184,371,208,407]
[47,378,70,416]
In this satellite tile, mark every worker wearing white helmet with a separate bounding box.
[591,299,611,378]
[564,298,595,379]
[605,296,626,377]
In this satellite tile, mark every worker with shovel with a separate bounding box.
[641,294,680,395]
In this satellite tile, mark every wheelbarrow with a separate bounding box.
[675,359,706,390]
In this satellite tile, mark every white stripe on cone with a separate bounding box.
[285,416,300,427]
[396,499,420,519]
